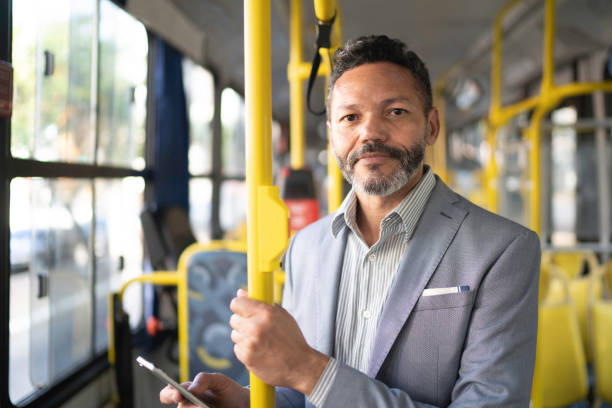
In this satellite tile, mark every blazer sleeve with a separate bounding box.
[318,230,541,408]
[275,232,307,408]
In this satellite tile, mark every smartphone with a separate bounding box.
[136,356,210,408]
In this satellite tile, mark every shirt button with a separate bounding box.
[363,310,371,319]
[368,254,376,261]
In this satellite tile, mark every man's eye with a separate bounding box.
[342,114,357,122]
[390,108,406,116]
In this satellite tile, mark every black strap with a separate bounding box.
[306,14,336,116]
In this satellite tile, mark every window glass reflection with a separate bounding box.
[183,59,214,176]
[220,180,247,236]
[221,88,246,177]
[189,178,213,242]
[11,0,96,162]
[94,177,145,353]
[10,179,94,400]
[97,0,148,169]
[9,179,35,403]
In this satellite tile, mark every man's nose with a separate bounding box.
[359,114,387,144]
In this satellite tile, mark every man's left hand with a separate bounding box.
[229,289,329,395]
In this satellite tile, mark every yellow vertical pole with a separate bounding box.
[245,0,289,407]
[431,88,448,184]
[327,146,343,212]
[526,108,546,237]
[178,273,189,382]
[289,0,305,169]
[484,124,499,212]
[529,2,556,407]
[485,8,505,213]
[327,74,343,212]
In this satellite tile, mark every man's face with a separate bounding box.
[328,62,438,196]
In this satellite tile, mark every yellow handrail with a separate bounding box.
[488,0,612,222]
[107,271,179,366]
[245,0,290,407]
[107,239,247,385]
[487,1,612,406]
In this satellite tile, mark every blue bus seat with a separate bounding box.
[187,249,249,385]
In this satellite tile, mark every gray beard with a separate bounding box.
[334,138,426,197]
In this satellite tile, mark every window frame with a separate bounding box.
[1,1,151,406]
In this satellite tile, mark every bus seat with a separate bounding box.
[604,260,612,298]
[540,253,553,301]
[593,299,612,405]
[140,206,197,270]
[542,269,589,408]
[552,252,588,279]
[160,206,197,261]
[140,208,168,270]
[570,275,601,362]
[547,252,601,363]
[186,247,249,385]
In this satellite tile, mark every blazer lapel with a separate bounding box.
[315,225,348,356]
[367,181,468,378]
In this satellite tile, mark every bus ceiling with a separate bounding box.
[124,0,612,137]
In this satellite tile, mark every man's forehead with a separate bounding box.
[334,96,415,111]
[329,63,423,109]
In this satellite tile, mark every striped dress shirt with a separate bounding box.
[307,167,436,407]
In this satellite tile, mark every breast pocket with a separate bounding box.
[413,288,476,311]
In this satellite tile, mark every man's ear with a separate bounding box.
[425,108,440,146]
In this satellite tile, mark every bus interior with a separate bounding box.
[2,0,612,407]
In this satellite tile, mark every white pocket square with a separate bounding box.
[422,285,470,297]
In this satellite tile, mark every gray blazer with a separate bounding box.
[277,178,541,407]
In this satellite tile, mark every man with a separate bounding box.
[161,35,540,408]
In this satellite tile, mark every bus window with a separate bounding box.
[93,177,145,352]
[8,0,148,404]
[11,178,94,399]
[183,59,214,241]
[550,106,578,246]
[97,0,148,169]
[12,0,96,163]
[190,178,213,242]
[183,59,214,176]
[220,180,247,235]
[497,115,529,226]
[221,88,246,178]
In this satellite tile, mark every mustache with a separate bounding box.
[347,141,408,168]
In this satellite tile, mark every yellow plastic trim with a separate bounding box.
[257,186,289,271]
[314,0,335,22]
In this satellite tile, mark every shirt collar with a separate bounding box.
[331,166,436,239]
